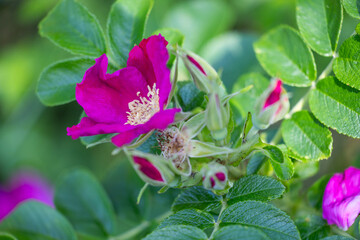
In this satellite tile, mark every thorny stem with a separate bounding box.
[109,211,172,240]
[209,197,227,239]
[270,55,336,145]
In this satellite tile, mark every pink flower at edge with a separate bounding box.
[0,170,53,221]
[322,166,360,230]
[67,35,181,147]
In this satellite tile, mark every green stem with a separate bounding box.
[109,211,172,240]
[209,197,227,239]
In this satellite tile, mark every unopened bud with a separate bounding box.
[181,50,226,97]
[131,154,175,186]
[201,162,228,190]
[206,93,229,140]
[253,79,289,129]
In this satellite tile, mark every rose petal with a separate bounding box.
[76,55,129,123]
[322,167,360,230]
[67,117,136,139]
[128,35,171,108]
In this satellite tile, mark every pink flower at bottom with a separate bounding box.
[0,170,53,221]
[322,167,360,230]
[67,35,181,147]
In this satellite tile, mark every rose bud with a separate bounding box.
[253,79,289,129]
[206,93,230,141]
[322,167,360,231]
[131,154,175,187]
[201,162,228,190]
[181,50,226,97]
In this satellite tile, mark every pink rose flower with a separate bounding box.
[0,170,53,221]
[67,35,181,147]
[322,166,360,230]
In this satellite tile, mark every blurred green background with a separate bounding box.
[0,0,359,222]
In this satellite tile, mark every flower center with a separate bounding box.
[126,83,160,126]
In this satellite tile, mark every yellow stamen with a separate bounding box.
[125,83,160,126]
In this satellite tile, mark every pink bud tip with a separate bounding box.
[263,80,282,110]
[215,172,226,181]
[187,55,207,76]
[210,177,216,188]
[133,156,164,182]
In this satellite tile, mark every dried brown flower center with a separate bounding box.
[126,83,160,126]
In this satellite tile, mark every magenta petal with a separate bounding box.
[67,117,136,139]
[76,55,128,123]
[0,171,53,221]
[128,35,171,108]
[133,156,164,182]
[263,80,282,110]
[144,108,181,131]
[110,108,181,148]
[111,129,140,147]
[323,167,360,230]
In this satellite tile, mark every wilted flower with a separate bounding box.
[253,79,289,129]
[0,171,53,220]
[67,35,181,147]
[201,162,228,190]
[157,126,192,176]
[322,167,360,230]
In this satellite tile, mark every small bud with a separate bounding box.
[201,162,228,190]
[253,79,289,129]
[131,154,174,186]
[206,93,230,140]
[181,50,226,97]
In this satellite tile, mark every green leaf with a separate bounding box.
[342,0,360,19]
[321,237,356,240]
[39,0,105,56]
[177,81,206,112]
[333,34,360,90]
[231,73,269,118]
[37,58,94,106]
[0,233,17,240]
[153,28,185,68]
[246,153,267,175]
[172,186,222,212]
[181,112,206,139]
[296,0,342,56]
[309,76,360,138]
[143,225,207,240]
[295,215,330,240]
[307,175,331,209]
[258,145,294,180]
[200,33,259,90]
[226,175,285,205]
[226,175,285,204]
[164,0,235,51]
[220,201,301,240]
[281,110,333,161]
[214,225,270,240]
[157,209,215,230]
[107,0,154,67]
[54,169,117,238]
[0,201,76,240]
[254,25,316,87]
